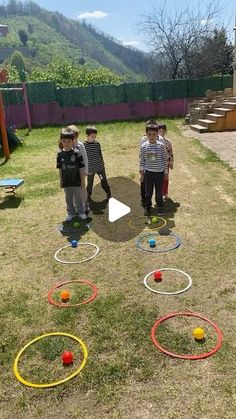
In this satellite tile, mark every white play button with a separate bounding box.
[108,198,131,222]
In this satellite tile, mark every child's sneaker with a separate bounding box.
[78,213,88,220]
[64,214,74,222]
[157,207,165,216]
[141,200,146,208]
[144,209,151,216]
[84,202,90,214]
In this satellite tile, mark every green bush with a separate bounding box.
[27,59,124,87]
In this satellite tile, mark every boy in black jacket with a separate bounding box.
[57,127,86,222]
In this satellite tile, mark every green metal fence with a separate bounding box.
[1,75,233,106]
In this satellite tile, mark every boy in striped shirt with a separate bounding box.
[139,124,168,216]
[84,126,111,199]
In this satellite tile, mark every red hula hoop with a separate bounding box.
[48,280,98,308]
[151,311,223,360]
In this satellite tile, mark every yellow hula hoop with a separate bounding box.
[13,332,88,388]
[128,216,167,231]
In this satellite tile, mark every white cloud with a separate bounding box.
[200,18,213,25]
[77,10,108,19]
[122,40,140,47]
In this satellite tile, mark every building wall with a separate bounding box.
[0,25,9,37]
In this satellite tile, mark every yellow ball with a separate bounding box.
[193,327,205,340]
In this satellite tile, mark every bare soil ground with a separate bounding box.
[182,127,236,170]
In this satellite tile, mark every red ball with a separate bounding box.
[61,351,74,365]
[154,271,162,282]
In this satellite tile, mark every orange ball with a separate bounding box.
[60,290,70,301]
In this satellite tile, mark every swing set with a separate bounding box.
[0,68,31,159]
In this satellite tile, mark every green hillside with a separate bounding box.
[0,1,151,80]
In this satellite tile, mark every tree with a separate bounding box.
[9,50,27,81]
[27,22,34,34]
[199,29,233,76]
[18,29,28,46]
[6,0,18,15]
[28,59,123,87]
[138,0,229,79]
[5,64,20,83]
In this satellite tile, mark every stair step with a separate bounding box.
[190,124,208,133]
[198,119,216,124]
[206,113,224,118]
[221,101,236,106]
[214,107,233,112]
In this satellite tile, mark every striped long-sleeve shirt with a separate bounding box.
[139,140,168,174]
[84,140,105,173]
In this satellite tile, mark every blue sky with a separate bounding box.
[2,0,236,50]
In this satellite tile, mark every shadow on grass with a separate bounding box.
[89,196,108,215]
[164,197,180,217]
[0,156,9,166]
[0,195,23,209]
[58,216,93,243]
[151,198,180,234]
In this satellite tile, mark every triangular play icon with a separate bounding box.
[108,198,131,222]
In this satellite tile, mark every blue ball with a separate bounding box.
[71,240,78,248]
[149,239,156,248]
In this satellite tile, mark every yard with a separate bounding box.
[0,120,235,419]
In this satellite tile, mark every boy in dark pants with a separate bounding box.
[84,125,111,199]
[139,124,168,216]
[139,119,158,207]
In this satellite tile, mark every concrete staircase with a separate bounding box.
[190,97,236,133]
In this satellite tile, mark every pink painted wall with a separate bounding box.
[6,98,193,128]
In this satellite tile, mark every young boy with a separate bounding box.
[66,125,90,214]
[139,119,159,207]
[84,125,111,199]
[57,127,87,222]
[139,124,168,216]
[157,123,174,200]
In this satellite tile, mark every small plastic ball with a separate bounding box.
[193,327,205,340]
[61,351,73,365]
[152,216,159,224]
[60,290,70,301]
[73,221,81,228]
[154,271,162,282]
[71,240,78,248]
[149,239,156,248]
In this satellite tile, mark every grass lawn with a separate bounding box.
[0,120,235,419]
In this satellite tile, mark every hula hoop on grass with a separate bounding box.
[129,216,167,231]
[13,332,88,388]
[144,268,192,295]
[54,242,99,264]
[48,280,98,308]
[151,312,223,360]
[136,232,181,253]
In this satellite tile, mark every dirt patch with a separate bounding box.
[182,127,236,170]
